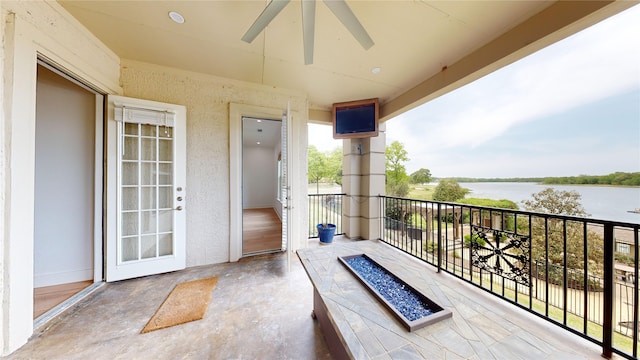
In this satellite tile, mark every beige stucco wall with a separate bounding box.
[0,1,120,354]
[120,59,309,267]
[1,0,311,354]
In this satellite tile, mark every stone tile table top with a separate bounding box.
[297,239,605,360]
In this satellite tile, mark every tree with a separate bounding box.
[521,188,588,216]
[410,168,432,184]
[385,141,409,183]
[326,147,343,186]
[522,188,604,278]
[433,179,468,201]
[385,141,410,196]
[307,145,327,193]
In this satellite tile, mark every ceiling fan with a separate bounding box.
[241,0,374,65]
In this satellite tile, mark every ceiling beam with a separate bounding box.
[380,0,636,122]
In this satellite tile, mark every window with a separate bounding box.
[617,243,631,254]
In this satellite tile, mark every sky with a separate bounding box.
[308,5,640,179]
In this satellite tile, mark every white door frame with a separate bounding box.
[229,103,302,262]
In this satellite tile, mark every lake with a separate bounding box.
[458,182,640,224]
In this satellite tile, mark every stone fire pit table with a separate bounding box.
[297,240,454,359]
[297,239,602,360]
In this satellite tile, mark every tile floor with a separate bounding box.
[8,240,338,360]
[4,237,623,359]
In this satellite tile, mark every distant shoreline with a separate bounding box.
[453,181,640,189]
[436,172,640,187]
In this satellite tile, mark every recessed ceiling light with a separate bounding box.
[371,67,381,74]
[256,142,261,145]
[257,119,262,123]
[168,11,185,24]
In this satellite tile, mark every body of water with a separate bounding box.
[458,182,640,224]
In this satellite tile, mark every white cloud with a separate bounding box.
[387,5,640,177]
[389,5,640,150]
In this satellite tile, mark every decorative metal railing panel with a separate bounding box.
[378,195,640,360]
[470,225,531,287]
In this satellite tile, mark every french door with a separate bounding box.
[106,95,186,281]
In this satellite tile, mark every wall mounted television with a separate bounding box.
[332,98,379,139]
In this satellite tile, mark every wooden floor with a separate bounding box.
[243,208,282,255]
[34,280,93,319]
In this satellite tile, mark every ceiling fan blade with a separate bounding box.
[242,0,291,43]
[323,0,374,50]
[302,0,316,64]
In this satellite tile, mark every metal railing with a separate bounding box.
[308,193,345,238]
[379,195,640,359]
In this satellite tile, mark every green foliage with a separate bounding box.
[442,172,640,186]
[410,168,432,184]
[445,177,544,183]
[523,188,603,275]
[307,145,342,192]
[458,198,519,210]
[385,141,409,183]
[326,148,343,186]
[407,184,435,200]
[463,233,487,248]
[386,179,409,197]
[433,179,469,202]
[385,141,410,196]
[533,261,603,291]
[615,253,635,267]
[521,188,588,216]
[307,145,326,193]
[424,240,440,253]
[542,172,640,186]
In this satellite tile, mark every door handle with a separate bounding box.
[175,206,183,211]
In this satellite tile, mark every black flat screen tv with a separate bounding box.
[332,98,379,139]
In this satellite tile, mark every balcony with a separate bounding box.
[8,195,637,359]
[376,195,640,359]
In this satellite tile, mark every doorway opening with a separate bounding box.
[34,63,103,319]
[242,117,284,256]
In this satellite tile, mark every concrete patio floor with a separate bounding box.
[5,237,620,359]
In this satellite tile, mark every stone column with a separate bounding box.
[342,123,386,240]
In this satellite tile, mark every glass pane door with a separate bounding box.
[120,122,174,263]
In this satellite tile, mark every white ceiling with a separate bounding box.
[243,117,281,149]
[58,1,631,119]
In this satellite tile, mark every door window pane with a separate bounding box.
[158,210,173,233]
[122,163,138,186]
[124,123,138,135]
[141,210,157,234]
[141,235,157,259]
[159,163,172,185]
[141,138,157,161]
[142,125,157,137]
[159,127,172,138]
[122,212,138,236]
[159,139,173,161]
[122,187,138,211]
[159,233,173,256]
[122,237,138,262]
[141,187,156,210]
[159,187,172,209]
[123,137,138,161]
[141,163,156,185]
